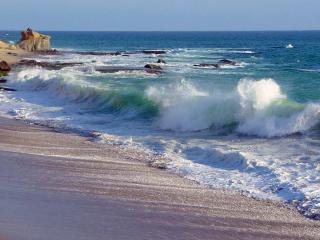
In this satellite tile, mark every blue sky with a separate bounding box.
[1,0,320,31]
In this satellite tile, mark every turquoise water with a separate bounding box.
[1,31,320,219]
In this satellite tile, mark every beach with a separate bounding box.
[1,31,320,239]
[0,47,28,65]
[0,116,319,240]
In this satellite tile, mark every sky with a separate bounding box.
[1,0,320,31]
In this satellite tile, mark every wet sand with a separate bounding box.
[0,117,319,240]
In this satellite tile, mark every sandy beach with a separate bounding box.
[0,47,28,65]
[0,116,319,240]
[1,31,320,239]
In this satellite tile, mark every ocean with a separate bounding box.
[1,31,320,219]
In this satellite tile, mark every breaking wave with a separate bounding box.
[8,68,320,137]
[147,78,320,137]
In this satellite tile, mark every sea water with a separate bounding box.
[1,31,320,219]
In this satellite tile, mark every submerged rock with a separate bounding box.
[0,78,7,83]
[142,50,166,55]
[157,59,166,64]
[73,51,122,56]
[194,63,220,68]
[15,59,82,70]
[0,86,16,92]
[194,59,237,68]
[17,28,51,51]
[218,59,237,65]
[34,49,60,55]
[144,64,163,70]
[96,66,163,74]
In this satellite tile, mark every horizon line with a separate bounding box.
[1,29,320,33]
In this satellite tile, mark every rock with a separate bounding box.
[15,59,82,70]
[144,64,163,70]
[96,66,163,75]
[218,59,237,65]
[34,49,60,55]
[194,63,220,68]
[17,28,51,51]
[194,59,237,68]
[0,61,11,72]
[142,50,166,55]
[0,86,16,92]
[0,78,7,83]
[157,59,166,64]
[73,51,122,56]
[96,66,142,73]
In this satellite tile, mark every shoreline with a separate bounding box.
[0,116,320,239]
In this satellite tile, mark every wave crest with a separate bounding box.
[147,78,320,137]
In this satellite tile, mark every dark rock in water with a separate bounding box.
[0,78,7,83]
[34,49,60,55]
[142,50,166,55]
[194,63,220,68]
[144,64,163,70]
[96,66,163,74]
[72,51,123,56]
[0,86,16,92]
[122,54,130,57]
[218,59,237,65]
[0,61,11,72]
[194,59,237,68]
[15,59,83,70]
[157,59,166,64]
[95,66,141,73]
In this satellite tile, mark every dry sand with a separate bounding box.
[0,47,29,65]
[0,117,319,240]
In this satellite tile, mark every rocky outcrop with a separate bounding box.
[17,28,51,51]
